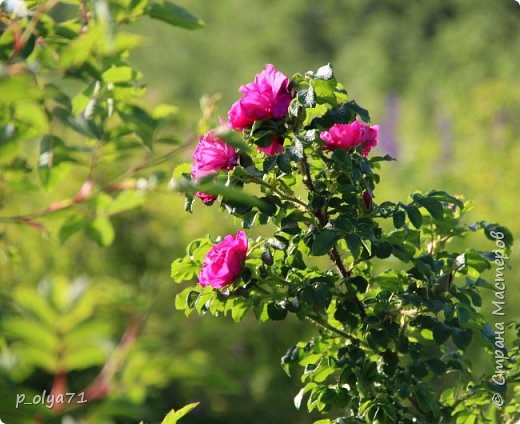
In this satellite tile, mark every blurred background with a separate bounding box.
[1,0,519,422]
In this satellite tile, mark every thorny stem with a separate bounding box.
[300,153,366,320]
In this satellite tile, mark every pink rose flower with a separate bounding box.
[198,231,249,289]
[319,119,379,157]
[191,130,238,180]
[191,130,238,203]
[228,64,293,130]
[257,136,284,156]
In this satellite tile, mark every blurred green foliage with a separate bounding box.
[0,0,518,423]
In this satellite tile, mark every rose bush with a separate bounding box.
[172,64,519,423]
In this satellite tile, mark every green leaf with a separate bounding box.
[263,156,278,173]
[277,153,292,173]
[12,288,57,326]
[86,215,115,246]
[414,196,444,219]
[175,288,193,314]
[311,102,355,128]
[311,230,340,256]
[463,250,491,273]
[230,298,249,322]
[393,211,406,228]
[267,302,287,321]
[38,135,71,190]
[261,250,274,266]
[106,191,145,215]
[405,205,422,228]
[313,79,337,106]
[60,214,88,244]
[456,304,471,326]
[187,290,199,309]
[173,162,192,179]
[171,258,198,282]
[483,223,513,249]
[346,233,362,258]
[346,100,370,123]
[452,328,472,350]
[63,345,107,370]
[146,2,205,30]
[102,66,136,83]
[287,137,304,161]
[296,86,316,109]
[427,190,464,210]
[2,318,56,352]
[161,402,200,424]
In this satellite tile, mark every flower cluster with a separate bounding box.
[188,64,380,289]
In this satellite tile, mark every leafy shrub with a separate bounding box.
[172,64,519,423]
